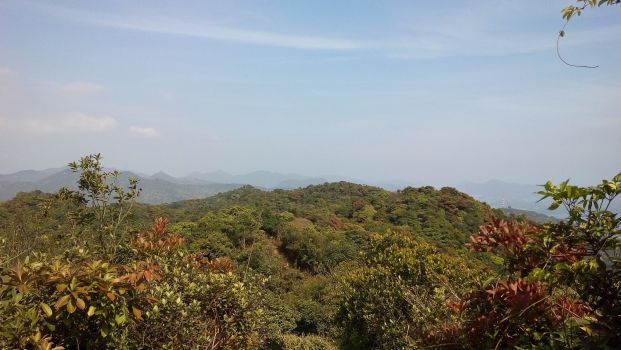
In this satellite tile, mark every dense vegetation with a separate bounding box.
[1,154,619,349]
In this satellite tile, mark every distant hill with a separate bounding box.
[0,168,330,204]
[0,168,242,204]
[3,168,617,214]
[500,207,561,224]
[454,179,564,218]
[159,181,501,249]
[188,170,327,189]
[0,168,64,183]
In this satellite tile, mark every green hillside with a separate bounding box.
[1,155,619,349]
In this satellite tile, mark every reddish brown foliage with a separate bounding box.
[470,219,587,267]
[133,217,185,251]
[188,253,236,273]
[352,199,368,211]
[468,218,542,273]
[446,297,466,314]
[551,242,588,263]
[485,279,548,321]
[329,216,343,230]
[551,296,592,322]
[119,261,162,293]
[468,218,538,254]
[440,278,596,347]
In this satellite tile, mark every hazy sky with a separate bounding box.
[0,0,619,185]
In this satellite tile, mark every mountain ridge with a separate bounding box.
[2,168,616,217]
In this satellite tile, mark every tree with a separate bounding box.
[335,233,486,349]
[56,153,141,256]
[446,173,621,348]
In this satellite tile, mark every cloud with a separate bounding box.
[14,113,118,133]
[24,2,365,51]
[160,91,175,102]
[0,67,17,78]
[93,17,365,50]
[69,12,621,57]
[21,1,621,58]
[61,81,106,94]
[206,134,221,142]
[129,125,159,137]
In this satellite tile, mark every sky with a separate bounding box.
[0,0,620,186]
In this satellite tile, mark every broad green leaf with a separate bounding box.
[40,303,53,317]
[115,313,126,325]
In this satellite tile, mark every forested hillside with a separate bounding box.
[1,155,620,349]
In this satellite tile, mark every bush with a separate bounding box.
[335,233,485,349]
[267,334,338,350]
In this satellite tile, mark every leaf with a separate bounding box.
[132,306,143,320]
[40,303,53,317]
[115,313,126,325]
[70,276,78,290]
[66,300,76,314]
[55,295,70,309]
[87,305,96,317]
[100,324,109,337]
[75,297,86,310]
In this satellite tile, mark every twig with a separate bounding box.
[557,19,599,69]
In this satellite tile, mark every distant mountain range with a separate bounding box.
[1,169,618,217]
[454,180,558,216]
[454,179,620,219]
[188,170,328,189]
[0,168,329,204]
[500,208,560,224]
[0,168,240,204]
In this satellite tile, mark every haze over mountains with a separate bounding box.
[0,167,334,204]
[1,166,595,219]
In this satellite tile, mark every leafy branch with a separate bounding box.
[558,0,620,68]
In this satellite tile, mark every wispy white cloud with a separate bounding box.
[160,91,175,102]
[103,18,365,50]
[129,125,159,137]
[9,113,119,134]
[61,81,106,94]
[22,1,621,57]
[206,134,221,142]
[26,1,366,51]
[0,67,17,78]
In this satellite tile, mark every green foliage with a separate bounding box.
[13,154,608,349]
[335,233,486,349]
[131,253,269,349]
[452,173,621,348]
[283,274,337,335]
[561,0,619,21]
[0,155,272,349]
[55,153,142,257]
[279,226,360,274]
[267,334,338,350]
[199,206,263,248]
[0,257,152,349]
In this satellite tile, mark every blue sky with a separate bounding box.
[0,0,619,185]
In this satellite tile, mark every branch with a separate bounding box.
[557,21,599,69]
